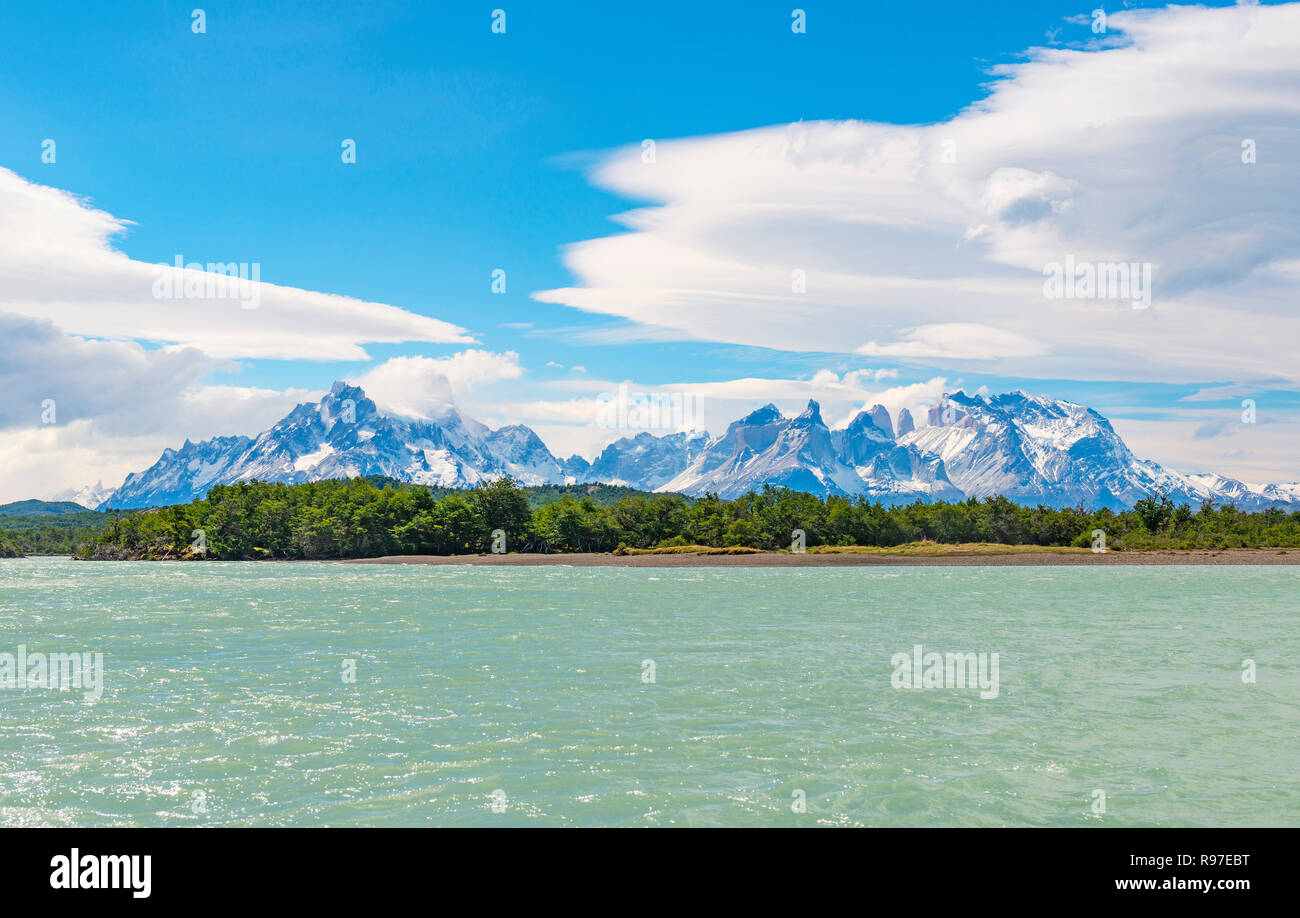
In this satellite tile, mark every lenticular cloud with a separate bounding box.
[535,2,1300,385]
[0,167,473,361]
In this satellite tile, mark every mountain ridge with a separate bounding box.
[96,382,1300,512]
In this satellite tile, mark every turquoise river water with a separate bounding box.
[0,557,1295,826]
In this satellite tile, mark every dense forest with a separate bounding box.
[0,509,130,557]
[53,476,1300,560]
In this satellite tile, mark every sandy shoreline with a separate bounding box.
[346,548,1300,567]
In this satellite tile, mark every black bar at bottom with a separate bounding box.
[0,827,1285,904]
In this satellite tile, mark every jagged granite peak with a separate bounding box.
[660,401,960,503]
[561,454,593,483]
[895,408,916,437]
[793,399,824,426]
[868,404,893,438]
[740,403,783,425]
[96,384,1300,511]
[575,430,710,491]
[899,388,1295,510]
[834,406,894,466]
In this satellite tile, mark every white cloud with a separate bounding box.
[0,422,156,505]
[0,334,533,500]
[857,323,1044,360]
[1179,384,1263,403]
[535,2,1300,385]
[0,313,310,435]
[0,166,473,360]
[1110,412,1300,484]
[0,162,486,497]
[0,314,315,501]
[0,165,488,497]
[353,351,524,419]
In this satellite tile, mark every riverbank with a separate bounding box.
[346,545,1300,566]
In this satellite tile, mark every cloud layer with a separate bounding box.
[0,166,472,360]
[496,372,951,461]
[352,350,525,419]
[4,2,1297,499]
[0,315,315,502]
[0,165,486,499]
[536,2,1300,385]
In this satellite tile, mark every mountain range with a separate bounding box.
[95,382,1300,512]
[49,481,117,510]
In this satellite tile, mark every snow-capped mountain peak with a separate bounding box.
[95,384,1299,511]
[47,480,117,510]
[900,389,1292,510]
[102,384,564,509]
[659,399,960,503]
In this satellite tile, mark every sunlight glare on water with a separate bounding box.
[0,558,1295,826]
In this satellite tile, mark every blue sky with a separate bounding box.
[1,0,1063,387]
[0,0,1297,499]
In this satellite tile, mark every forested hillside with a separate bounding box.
[73,477,1300,560]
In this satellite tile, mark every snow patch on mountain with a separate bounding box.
[659,400,962,503]
[102,383,565,508]
[572,430,711,490]
[900,390,1300,510]
[96,382,1300,511]
[47,480,117,510]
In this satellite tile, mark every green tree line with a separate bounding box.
[64,477,1300,560]
[0,510,131,557]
